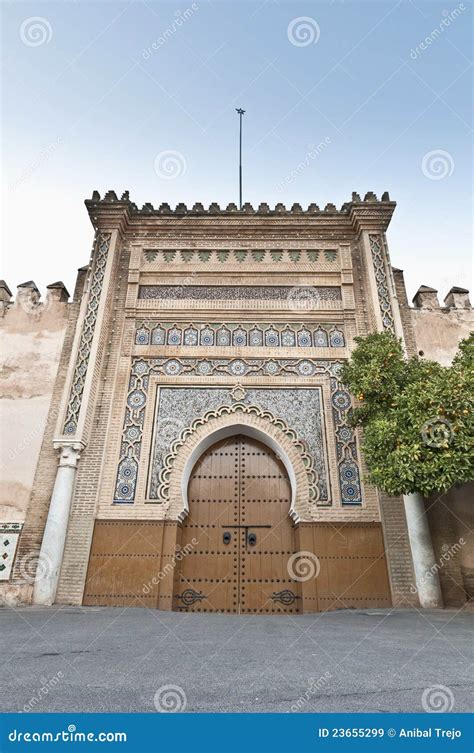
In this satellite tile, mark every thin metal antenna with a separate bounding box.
[236,108,245,209]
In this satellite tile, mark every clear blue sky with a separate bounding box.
[2,0,472,302]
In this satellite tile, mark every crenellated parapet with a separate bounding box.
[410,283,473,366]
[87,188,393,216]
[0,280,71,319]
[85,189,396,234]
[412,285,472,311]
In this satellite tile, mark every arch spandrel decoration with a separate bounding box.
[112,357,362,508]
[158,405,315,522]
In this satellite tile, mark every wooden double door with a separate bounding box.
[174,435,301,613]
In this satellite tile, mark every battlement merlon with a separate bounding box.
[85,190,396,234]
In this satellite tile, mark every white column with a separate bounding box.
[404,492,442,608]
[33,442,83,606]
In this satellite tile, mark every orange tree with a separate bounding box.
[340,332,473,497]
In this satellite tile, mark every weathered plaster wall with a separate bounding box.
[0,301,68,522]
[411,307,473,366]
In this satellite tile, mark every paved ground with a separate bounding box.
[0,606,472,713]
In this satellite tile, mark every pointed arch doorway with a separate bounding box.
[173,434,301,614]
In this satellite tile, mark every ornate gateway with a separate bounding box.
[22,191,401,612]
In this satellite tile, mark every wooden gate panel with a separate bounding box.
[173,437,240,613]
[297,523,392,612]
[239,436,300,614]
[83,521,177,608]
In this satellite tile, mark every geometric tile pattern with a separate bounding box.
[134,321,345,348]
[369,234,395,333]
[113,358,361,507]
[0,523,23,581]
[148,387,329,502]
[63,233,111,435]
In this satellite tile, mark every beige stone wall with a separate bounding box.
[411,307,473,365]
[0,300,68,522]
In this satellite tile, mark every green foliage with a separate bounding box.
[341,332,474,497]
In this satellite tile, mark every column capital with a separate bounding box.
[53,440,86,468]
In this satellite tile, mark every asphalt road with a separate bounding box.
[1,606,472,713]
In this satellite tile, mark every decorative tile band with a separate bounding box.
[143,248,338,264]
[113,358,362,507]
[369,234,395,333]
[63,233,111,435]
[134,321,345,348]
[138,286,342,301]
